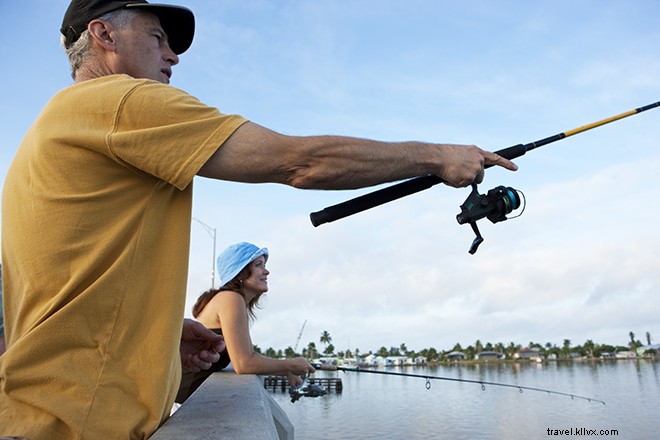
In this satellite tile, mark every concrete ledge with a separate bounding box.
[151,372,293,440]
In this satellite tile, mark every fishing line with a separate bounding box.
[306,364,605,405]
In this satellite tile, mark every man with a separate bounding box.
[0,264,4,355]
[0,0,517,438]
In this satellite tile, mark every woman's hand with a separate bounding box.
[286,356,316,387]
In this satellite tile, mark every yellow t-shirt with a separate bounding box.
[0,75,247,439]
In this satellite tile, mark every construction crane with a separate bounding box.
[293,320,307,352]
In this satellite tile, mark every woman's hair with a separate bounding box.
[61,9,137,79]
[192,264,265,321]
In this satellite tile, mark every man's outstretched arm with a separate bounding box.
[198,121,517,190]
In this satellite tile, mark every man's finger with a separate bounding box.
[486,152,518,171]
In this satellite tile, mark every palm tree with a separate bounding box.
[561,339,572,359]
[584,340,595,358]
[320,330,332,349]
[426,347,439,362]
[324,343,335,356]
[506,342,518,358]
[306,342,318,359]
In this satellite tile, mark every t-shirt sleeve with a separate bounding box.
[108,81,247,190]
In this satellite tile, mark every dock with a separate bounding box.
[263,376,343,393]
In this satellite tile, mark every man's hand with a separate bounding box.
[437,144,518,188]
[180,319,226,372]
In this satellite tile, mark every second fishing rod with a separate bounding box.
[309,100,660,253]
[306,363,606,405]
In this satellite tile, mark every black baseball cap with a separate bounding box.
[61,0,195,55]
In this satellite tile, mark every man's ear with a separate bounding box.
[87,19,117,51]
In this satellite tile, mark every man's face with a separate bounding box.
[112,12,179,84]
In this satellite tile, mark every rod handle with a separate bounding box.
[312,363,338,371]
[310,174,440,226]
[309,143,527,227]
[492,143,528,162]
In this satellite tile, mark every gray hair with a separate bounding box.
[61,8,137,79]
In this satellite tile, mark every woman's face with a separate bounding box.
[243,256,269,294]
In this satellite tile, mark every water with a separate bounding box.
[268,359,659,439]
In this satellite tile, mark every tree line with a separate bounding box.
[254,330,657,362]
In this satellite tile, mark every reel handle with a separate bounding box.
[309,144,527,226]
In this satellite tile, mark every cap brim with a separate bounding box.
[126,3,194,55]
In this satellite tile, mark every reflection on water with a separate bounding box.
[268,359,658,440]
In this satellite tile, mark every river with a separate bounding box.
[267,359,658,439]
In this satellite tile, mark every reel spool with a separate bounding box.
[456,184,524,254]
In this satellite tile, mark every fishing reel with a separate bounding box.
[456,184,525,254]
[289,375,328,403]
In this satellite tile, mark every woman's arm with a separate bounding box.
[211,291,315,385]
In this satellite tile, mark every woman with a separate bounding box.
[176,242,315,403]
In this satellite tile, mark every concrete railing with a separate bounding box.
[151,372,294,439]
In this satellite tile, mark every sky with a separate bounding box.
[1,0,659,355]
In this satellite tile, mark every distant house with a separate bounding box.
[636,344,660,356]
[615,351,637,359]
[363,354,385,367]
[445,351,466,361]
[413,356,427,366]
[514,348,543,361]
[475,351,505,361]
[317,356,338,365]
[340,357,358,367]
[385,356,408,366]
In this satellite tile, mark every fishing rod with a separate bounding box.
[309,100,660,253]
[298,363,606,405]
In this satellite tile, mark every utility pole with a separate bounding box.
[192,217,217,289]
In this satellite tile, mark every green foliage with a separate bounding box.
[284,346,296,358]
[323,343,335,356]
[257,331,654,362]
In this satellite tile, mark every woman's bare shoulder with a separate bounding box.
[207,289,245,308]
